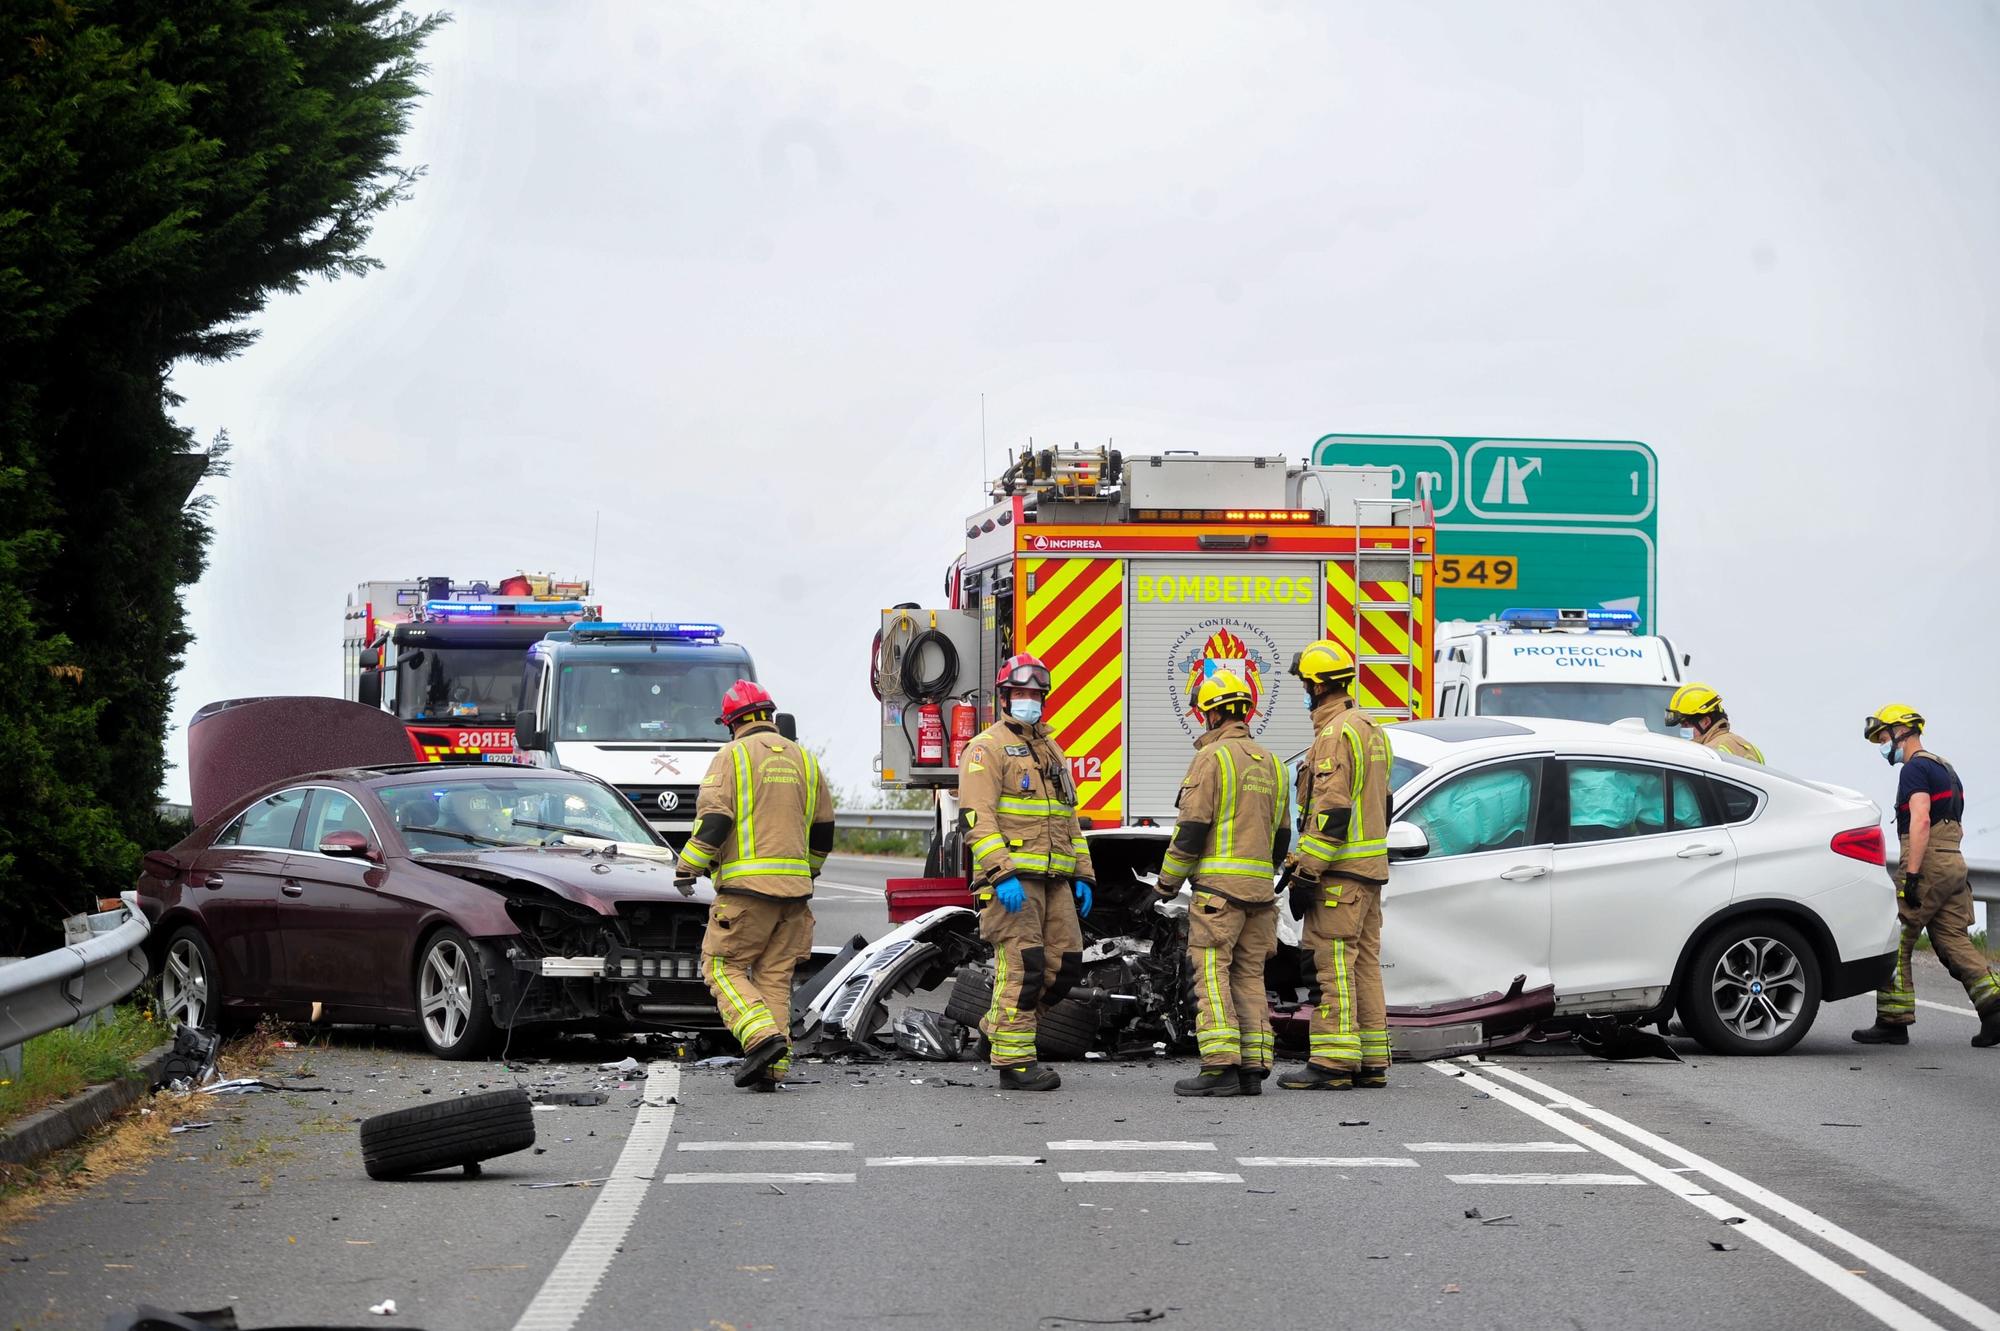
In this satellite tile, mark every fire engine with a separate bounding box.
[344,574,598,763]
[874,446,1435,878]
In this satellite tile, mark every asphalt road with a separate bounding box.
[4,860,1996,1331]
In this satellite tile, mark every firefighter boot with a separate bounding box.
[1353,1067,1389,1089]
[1973,1010,2000,1049]
[998,1062,1062,1091]
[1277,1064,1353,1090]
[1236,1067,1268,1096]
[734,1038,789,1087]
[1174,1067,1242,1097]
[1850,1021,1910,1046]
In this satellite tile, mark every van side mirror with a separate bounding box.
[1386,821,1429,860]
[358,647,380,670]
[357,673,381,708]
[515,710,545,751]
[775,712,798,742]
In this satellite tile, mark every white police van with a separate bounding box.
[511,622,776,847]
[1432,608,1689,735]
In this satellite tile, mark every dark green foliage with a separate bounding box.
[0,2,442,948]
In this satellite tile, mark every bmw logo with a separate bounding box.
[1750,981,1764,994]
[656,791,680,813]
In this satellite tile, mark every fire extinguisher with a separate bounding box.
[914,701,946,767]
[947,700,976,766]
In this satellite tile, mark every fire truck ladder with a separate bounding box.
[1350,496,1424,720]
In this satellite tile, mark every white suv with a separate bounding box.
[1359,717,1900,1055]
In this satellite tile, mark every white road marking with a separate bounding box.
[1047,1140,1217,1152]
[1407,1141,1585,1153]
[1446,1172,1643,1186]
[1436,1061,1958,1331]
[1058,1170,1244,1183]
[1916,998,1976,1017]
[815,879,888,897]
[652,1172,855,1184]
[676,1141,853,1152]
[867,1155,1045,1167]
[511,1063,681,1331]
[1470,1059,2000,1331]
[1237,1157,1418,1168]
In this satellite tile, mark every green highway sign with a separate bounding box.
[1313,434,1659,630]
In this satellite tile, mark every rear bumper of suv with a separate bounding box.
[1827,950,1896,1002]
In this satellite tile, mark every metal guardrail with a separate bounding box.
[0,893,152,1073]
[834,808,932,833]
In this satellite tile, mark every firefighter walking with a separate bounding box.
[1853,705,2000,1048]
[1664,683,1764,761]
[1279,641,1394,1090]
[958,653,1096,1091]
[1153,671,1289,1097]
[677,680,836,1090]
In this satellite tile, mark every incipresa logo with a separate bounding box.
[1031,536,1104,551]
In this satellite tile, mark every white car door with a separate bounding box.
[1547,757,1736,1005]
[1382,757,1555,1006]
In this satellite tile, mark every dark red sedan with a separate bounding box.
[139,721,725,1058]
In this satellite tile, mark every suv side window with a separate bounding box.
[302,788,376,849]
[1562,761,1714,843]
[1709,778,1761,824]
[1401,760,1542,857]
[213,788,309,850]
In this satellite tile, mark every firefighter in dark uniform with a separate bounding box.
[957,652,1096,1091]
[676,680,836,1090]
[1154,670,1290,1096]
[1278,640,1395,1090]
[1854,705,2000,1048]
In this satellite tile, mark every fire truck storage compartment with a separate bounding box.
[1124,557,1324,821]
[877,606,984,787]
[1123,454,1289,511]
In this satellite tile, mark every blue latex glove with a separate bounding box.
[1074,878,1093,918]
[994,875,1025,913]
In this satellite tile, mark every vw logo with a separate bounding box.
[656,791,681,813]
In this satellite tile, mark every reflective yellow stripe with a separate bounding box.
[1009,852,1078,874]
[732,744,754,859]
[679,841,716,872]
[1297,835,1341,864]
[803,749,819,826]
[997,797,1073,815]
[715,857,812,880]
[971,834,1006,863]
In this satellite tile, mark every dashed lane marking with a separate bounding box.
[1237,1157,1418,1168]
[815,879,888,897]
[1407,1141,1586,1153]
[1445,1173,1644,1186]
[1915,998,1976,1017]
[1470,1058,2000,1331]
[1047,1140,1217,1152]
[867,1155,1045,1167]
[652,1172,854,1185]
[1057,1171,1245,1183]
[511,1062,680,1331]
[677,1141,853,1152]
[1438,1060,1959,1331]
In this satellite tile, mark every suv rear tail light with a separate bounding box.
[1830,826,1885,865]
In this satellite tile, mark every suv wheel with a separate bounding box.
[1679,917,1821,1056]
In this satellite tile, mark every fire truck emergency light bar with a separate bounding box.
[1128,508,1322,523]
[568,621,726,641]
[1499,607,1640,631]
[424,599,590,618]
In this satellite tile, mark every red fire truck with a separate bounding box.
[344,574,598,763]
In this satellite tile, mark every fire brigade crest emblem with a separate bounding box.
[1165,617,1282,741]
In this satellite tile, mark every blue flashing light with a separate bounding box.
[1499,607,1641,631]
[570,620,726,642]
[425,599,588,620]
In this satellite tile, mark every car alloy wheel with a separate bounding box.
[420,937,476,1052]
[1710,934,1806,1042]
[162,935,211,1029]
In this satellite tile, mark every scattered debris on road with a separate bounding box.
[369,1298,398,1316]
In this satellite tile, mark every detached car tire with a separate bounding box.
[360,1088,535,1179]
[1678,916,1822,1057]
[944,965,1100,1061]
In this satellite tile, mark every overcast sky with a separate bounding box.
[165,1,1999,849]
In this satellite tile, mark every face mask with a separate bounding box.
[1678,727,1695,741]
[1880,739,1901,765]
[1008,697,1043,725]
[1302,690,1317,714]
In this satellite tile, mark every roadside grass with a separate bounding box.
[0,1006,164,1123]
[0,1018,290,1231]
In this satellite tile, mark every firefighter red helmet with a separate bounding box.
[996,653,1052,694]
[717,679,776,728]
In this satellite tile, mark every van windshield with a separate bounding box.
[1475,682,1677,735]
[554,660,746,742]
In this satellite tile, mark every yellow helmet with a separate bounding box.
[1194,670,1254,718]
[1288,640,1356,687]
[1862,704,1924,742]
[1665,683,1724,724]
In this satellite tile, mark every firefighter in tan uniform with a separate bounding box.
[1664,684,1764,762]
[1854,705,2000,1048]
[1153,671,1290,1097]
[958,652,1096,1091]
[676,680,835,1090]
[1279,640,1394,1090]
